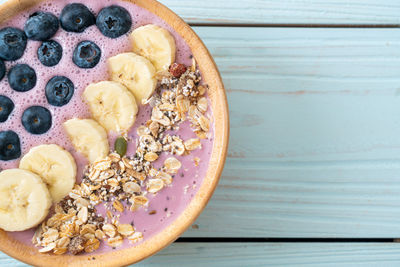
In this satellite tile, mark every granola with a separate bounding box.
[34,60,210,255]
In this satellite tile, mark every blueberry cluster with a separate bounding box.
[0,3,133,161]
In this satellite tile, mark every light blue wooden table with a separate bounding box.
[4,0,400,266]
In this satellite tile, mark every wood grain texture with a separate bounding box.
[182,27,400,238]
[3,243,400,266]
[159,0,400,25]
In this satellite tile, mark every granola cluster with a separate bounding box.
[33,60,210,255]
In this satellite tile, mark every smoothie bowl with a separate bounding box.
[0,0,228,265]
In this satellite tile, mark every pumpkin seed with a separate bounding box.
[114,137,127,157]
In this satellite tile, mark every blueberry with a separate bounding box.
[0,60,5,81]
[0,27,27,61]
[45,76,74,106]
[60,3,95,33]
[0,130,21,161]
[0,95,14,123]
[72,40,101,68]
[22,106,52,134]
[96,5,132,38]
[24,12,59,41]
[8,64,37,92]
[37,40,63,67]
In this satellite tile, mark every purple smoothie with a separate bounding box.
[0,0,214,253]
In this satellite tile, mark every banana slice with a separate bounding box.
[83,81,138,133]
[19,144,76,203]
[108,52,156,104]
[0,169,51,231]
[130,24,176,72]
[63,118,109,163]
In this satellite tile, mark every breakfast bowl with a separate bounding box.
[0,0,229,266]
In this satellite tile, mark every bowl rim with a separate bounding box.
[0,0,229,266]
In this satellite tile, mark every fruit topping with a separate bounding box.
[169,63,187,78]
[63,118,109,163]
[24,11,59,41]
[0,130,21,161]
[83,81,138,133]
[37,40,63,67]
[108,52,156,104]
[0,27,27,61]
[22,106,52,134]
[0,169,51,231]
[8,63,37,92]
[0,95,14,122]
[96,5,132,39]
[60,3,95,33]
[73,40,101,68]
[19,144,76,202]
[0,60,5,81]
[130,24,176,71]
[114,136,127,157]
[45,76,74,107]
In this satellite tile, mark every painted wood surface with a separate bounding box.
[159,0,400,25]
[3,243,400,266]
[182,26,400,238]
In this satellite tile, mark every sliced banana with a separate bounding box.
[130,24,176,72]
[108,52,156,104]
[63,118,109,163]
[83,81,138,133]
[19,144,76,203]
[0,169,51,231]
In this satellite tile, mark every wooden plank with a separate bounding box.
[139,243,400,266]
[159,0,400,25]
[182,27,400,237]
[3,243,400,266]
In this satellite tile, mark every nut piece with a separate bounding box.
[169,63,187,78]
[68,236,85,255]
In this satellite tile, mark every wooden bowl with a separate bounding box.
[0,0,229,266]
